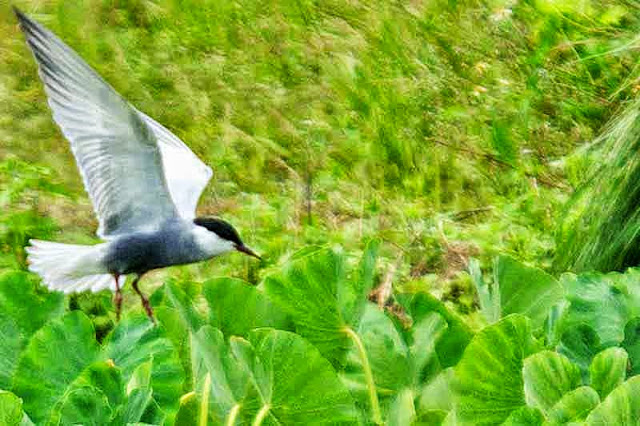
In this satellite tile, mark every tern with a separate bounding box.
[15,9,260,322]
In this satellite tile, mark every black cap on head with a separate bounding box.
[194,217,243,245]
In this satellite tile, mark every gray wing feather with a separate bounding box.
[15,10,179,238]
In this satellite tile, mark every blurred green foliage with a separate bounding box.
[1,0,640,315]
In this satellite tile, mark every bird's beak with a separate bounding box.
[236,244,262,260]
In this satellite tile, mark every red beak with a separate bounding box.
[236,245,261,260]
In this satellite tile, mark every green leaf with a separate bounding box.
[190,326,252,424]
[191,326,359,424]
[203,277,290,338]
[589,347,628,399]
[622,317,640,375]
[586,376,640,424]
[48,362,123,426]
[245,328,359,424]
[263,247,368,366]
[469,258,499,324]
[523,351,581,414]
[495,256,564,328]
[403,292,473,368]
[387,389,416,426]
[454,315,541,425]
[500,406,543,426]
[102,315,184,413]
[557,324,604,374]
[340,238,380,326]
[417,368,454,413]
[348,304,411,394]
[12,311,100,424]
[162,281,204,332]
[557,273,630,346]
[546,386,600,424]
[0,390,26,426]
[410,312,448,385]
[0,271,64,388]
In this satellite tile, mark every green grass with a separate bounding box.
[1,0,640,317]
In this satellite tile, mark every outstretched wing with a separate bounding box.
[137,111,213,221]
[15,9,180,238]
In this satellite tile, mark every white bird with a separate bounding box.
[15,8,260,322]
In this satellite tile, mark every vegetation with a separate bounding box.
[3,0,640,424]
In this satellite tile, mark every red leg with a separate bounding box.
[113,274,122,322]
[132,275,155,324]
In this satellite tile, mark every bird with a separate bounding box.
[14,8,261,323]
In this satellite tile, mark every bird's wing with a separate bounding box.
[137,111,213,221]
[15,9,180,238]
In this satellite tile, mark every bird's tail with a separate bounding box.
[26,240,120,293]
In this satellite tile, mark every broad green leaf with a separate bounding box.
[174,392,198,426]
[12,311,100,424]
[410,312,448,385]
[500,406,543,426]
[0,271,64,388]
[387,389,416,426]
[102,315,184,413]
[340,238,380,326]
[495,256,564,328]
[191,326,359,424]
[557,324,604,374]
[46,360,125,425]
[190,326,253,424]
[0,390,29,426]
[589,347,628,399]
[162,281,204,332]
[347,304,411,394]
[203,277,289,337]
[558,273,630,346]
[264,246,372,366]
[51,386,113,426]
[417,368,454,413]
[403,292,473,368]
[523,351,581,414]
[546,386,599,424]
[586,376,640,424]
[454,315,541,425]
[244,328,359,424]
[622,317,640,375]
[469,258,499,324]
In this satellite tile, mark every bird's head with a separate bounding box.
[193,217,261,260]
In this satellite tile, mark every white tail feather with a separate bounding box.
[26,240,121,293]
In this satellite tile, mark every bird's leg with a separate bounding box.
[113,274,122,322]
[132,275,155,324]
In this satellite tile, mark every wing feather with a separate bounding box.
[16,9,185,237]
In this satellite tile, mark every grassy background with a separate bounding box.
[1,0,639,319]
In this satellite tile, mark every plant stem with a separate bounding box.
[225,404,241,426]
[344,326,382,425]
[252,404,270,426]
[199,373,211,426]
